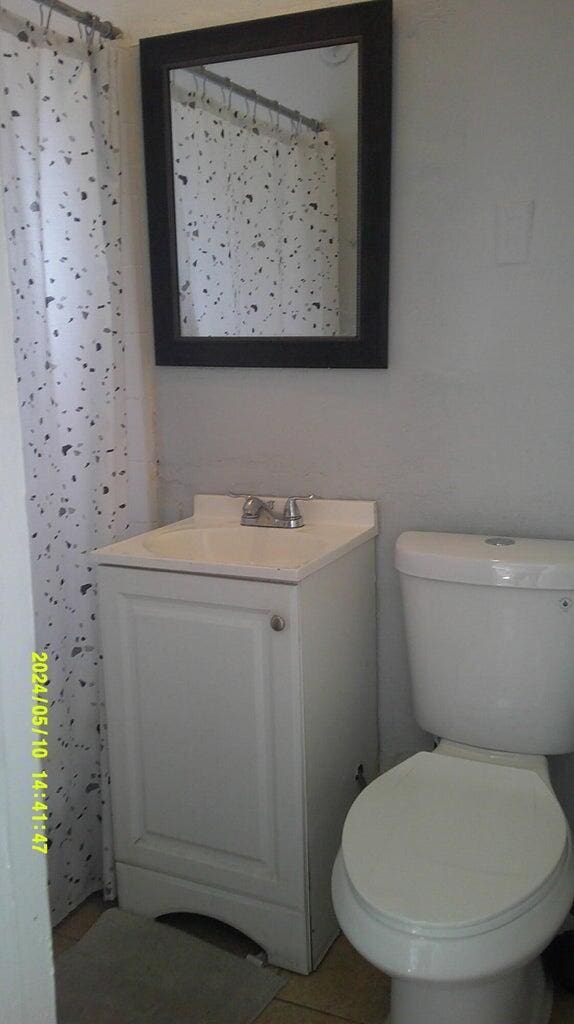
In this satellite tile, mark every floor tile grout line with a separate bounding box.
[274,995,366,1023]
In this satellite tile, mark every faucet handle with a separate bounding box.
[228,491,255,510]
[228,492,274,515]
[283,494,315,520]
[228,491,267,503]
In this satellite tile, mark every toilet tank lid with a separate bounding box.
[395,531,574,589]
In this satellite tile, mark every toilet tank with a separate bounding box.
[395,532,574,755]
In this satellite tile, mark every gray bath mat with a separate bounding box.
[56,908,285,1024]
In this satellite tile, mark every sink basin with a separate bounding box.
[93,494,378,582]
[143,524,337,567]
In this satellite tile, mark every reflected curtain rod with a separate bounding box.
[186,64,324,134]
[28,0,122,39]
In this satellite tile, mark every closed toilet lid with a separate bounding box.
[341,752,568,935]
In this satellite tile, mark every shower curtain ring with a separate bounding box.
[43,0,55,36]
[84,14,96,45]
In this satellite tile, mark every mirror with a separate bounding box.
[170,46,358,338]
[141,1,391,367]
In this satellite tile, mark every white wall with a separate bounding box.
[79,0,361,42]
[56,0,574,819]
[0,175,56,1024]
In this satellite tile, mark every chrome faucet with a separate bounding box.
[231,494,315,529]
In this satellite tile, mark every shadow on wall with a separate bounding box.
[551,758,574,831]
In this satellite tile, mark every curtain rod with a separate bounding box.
[29,0,122,39]
[186,64,324,134]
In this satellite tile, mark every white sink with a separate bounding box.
[143,524,337,565]
[93,494,377,582]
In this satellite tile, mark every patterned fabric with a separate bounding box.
[0,9,126,923]
[170,75,340,337]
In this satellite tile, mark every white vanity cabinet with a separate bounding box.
[95,497,378,973]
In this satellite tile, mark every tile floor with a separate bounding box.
[53,893,574,1023]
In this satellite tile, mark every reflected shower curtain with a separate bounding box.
[0,9,126,922]
[171,83,340,336]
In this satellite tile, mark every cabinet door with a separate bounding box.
[98,567,305,911]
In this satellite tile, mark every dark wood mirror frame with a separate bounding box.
[140,0,392,368]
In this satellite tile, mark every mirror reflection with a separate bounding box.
[169,45,358,339]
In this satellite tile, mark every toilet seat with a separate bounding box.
[341,752,568,939]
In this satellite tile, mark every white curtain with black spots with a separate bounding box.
[0,10,126,923]
[171,80,340,337]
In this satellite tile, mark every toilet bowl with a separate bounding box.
[332,531,574,1024]
[333,746,574,1024]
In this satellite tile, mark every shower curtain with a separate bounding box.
[0,9,126,923]
[170,79,340,336]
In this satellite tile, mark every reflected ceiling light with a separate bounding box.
[320,44,353,65]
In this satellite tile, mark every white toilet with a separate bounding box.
[332,531,574,1024]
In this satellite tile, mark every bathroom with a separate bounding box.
[1,0,574,1022]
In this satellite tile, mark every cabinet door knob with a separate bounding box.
[270,614,286,632]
